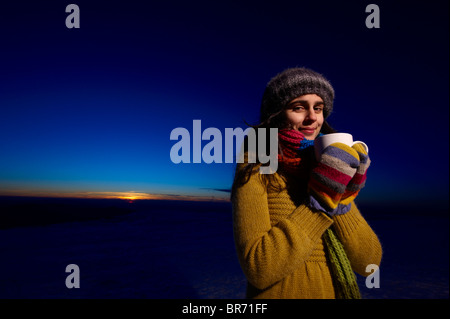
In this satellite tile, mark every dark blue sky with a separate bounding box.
[0,1,448,206]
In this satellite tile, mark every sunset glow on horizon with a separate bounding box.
[0,189,231,202]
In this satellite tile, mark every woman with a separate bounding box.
[231,67,382,299]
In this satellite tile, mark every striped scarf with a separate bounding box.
[277,129,318,176]
[278,129,361,299]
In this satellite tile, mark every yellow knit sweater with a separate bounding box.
[231,164,382,299]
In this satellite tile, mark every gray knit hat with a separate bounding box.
[260,67,335,122]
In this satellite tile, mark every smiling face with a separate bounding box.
[284,94,324,140]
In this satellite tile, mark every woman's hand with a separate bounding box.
[308,142,360,214]
[339,143,371,206]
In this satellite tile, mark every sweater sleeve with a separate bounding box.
[231,168,333,290]
[332,202,383,276]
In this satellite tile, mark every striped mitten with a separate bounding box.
[340,143,371,206]
[308,142,360,214]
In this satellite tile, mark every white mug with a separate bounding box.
[314,133,369,160]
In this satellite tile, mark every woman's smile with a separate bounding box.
[299,126,318,136]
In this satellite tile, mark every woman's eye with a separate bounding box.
[293,106,304,111]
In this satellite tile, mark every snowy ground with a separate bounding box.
[0,198,448,299]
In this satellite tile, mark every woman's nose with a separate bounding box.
[306,109,317,121]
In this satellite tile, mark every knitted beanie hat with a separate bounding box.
[260,67,335,122]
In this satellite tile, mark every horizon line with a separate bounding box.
[0,190,231,203]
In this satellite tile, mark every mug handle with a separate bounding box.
[352,141,369,154]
